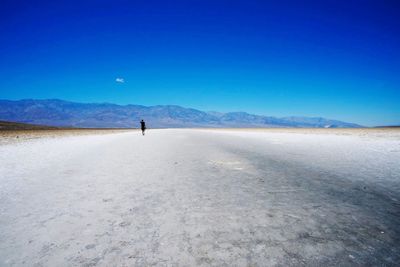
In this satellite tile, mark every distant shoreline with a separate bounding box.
[2,127,399,146]
[0,120,140,131]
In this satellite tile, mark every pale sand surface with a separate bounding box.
[0,128,399,266]
[203,127,400,139]
[0,129,135,145]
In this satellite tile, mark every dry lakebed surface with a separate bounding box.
[1,128,400,266]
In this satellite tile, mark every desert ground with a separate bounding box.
[0,128,399,266]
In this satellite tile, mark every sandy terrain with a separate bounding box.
[0,128,399,266]
[0,129,134,146]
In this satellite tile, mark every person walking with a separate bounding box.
[140,120,146,135]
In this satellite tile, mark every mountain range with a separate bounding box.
[0,99,362,128]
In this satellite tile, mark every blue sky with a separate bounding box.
[0,0,399,126]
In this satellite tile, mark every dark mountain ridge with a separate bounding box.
[0,99,363,128]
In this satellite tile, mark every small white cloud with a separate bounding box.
[116,77,125,83]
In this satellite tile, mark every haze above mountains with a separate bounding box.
[0,99,362,128]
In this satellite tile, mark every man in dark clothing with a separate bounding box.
[140,120,146,135]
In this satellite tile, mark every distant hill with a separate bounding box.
[0,99,363,128]
[0,120,59,130]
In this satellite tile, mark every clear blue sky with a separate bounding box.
[1,0,399,126]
